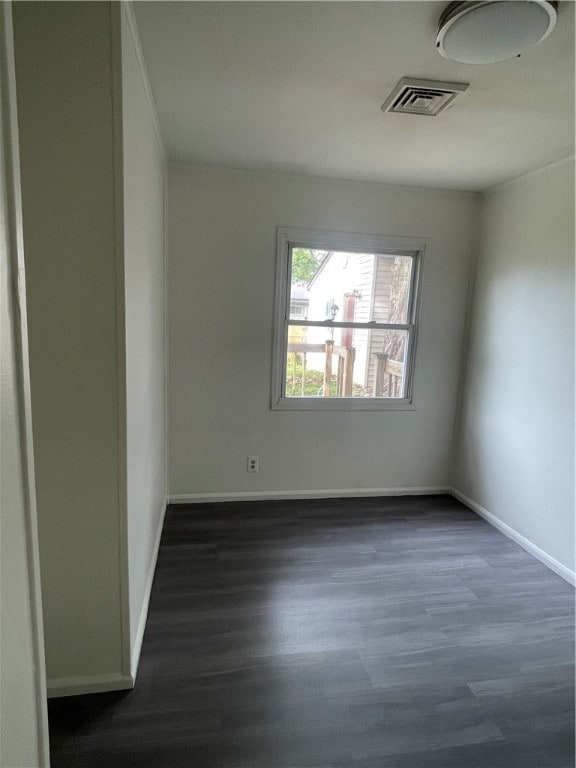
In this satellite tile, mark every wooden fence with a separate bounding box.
[287,341,403,397]
[373,352,404,397]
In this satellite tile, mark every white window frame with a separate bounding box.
[271,227,426,411]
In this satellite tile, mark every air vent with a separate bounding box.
[381,77,469,116]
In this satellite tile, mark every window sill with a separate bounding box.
[271,397,417,412]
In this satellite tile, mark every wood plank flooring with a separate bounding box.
[48,495,575,767]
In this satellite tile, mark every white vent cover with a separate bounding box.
[381,77,469,116]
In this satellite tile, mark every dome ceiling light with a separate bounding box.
[436,0,558,64]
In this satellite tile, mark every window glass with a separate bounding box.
[285,328,409,399]
[289,251,413,325]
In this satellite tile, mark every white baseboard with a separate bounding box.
[47,672,134,699]
[169,486,574,586]
[130,499,167,681]
[451,488,575,586]
[169,486,450,505]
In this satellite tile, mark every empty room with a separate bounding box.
[1,1,574,767]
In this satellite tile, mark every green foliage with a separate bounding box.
[286,363,328,396]
[285,354,364,397]
[291,249,323,284]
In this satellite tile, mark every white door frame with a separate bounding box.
[1,2,50,765]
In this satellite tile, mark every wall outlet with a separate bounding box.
[247,456,259,472]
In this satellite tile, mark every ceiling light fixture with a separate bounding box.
[436,0,558,64]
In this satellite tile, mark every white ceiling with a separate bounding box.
[134,1,575,191]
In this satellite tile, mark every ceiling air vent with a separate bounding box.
[381,77,469,116]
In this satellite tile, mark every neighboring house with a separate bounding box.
[287,282,310,352]
[289,282,309,320]
[301,251,400,394]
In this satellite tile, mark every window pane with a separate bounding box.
[284,327,409,398]
[289,249,413,324]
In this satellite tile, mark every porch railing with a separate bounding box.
[287,342,404,397]
[288,340,355,396]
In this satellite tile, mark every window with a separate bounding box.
[289,303,308,319]
[272,227,425,410]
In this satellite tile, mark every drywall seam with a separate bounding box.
[451,488,575,585]
[169,486,451,504]
[47,673,134,699]
[110,2,132,680]
[122,2,166,160]
[1,4,49,763]
[130,500,167,681]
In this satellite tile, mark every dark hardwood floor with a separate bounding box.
[48,495,575,767]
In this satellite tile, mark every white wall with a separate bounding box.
[13,1,168,694]
[453,159,575,578]
[13,2,131,693]
[0,5,48,763]
[121,6,167,676]
[168,166,478,498]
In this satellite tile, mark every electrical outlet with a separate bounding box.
[247,456,259,472]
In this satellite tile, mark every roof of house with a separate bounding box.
[306,252,333,290]
[290,282,309,301]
